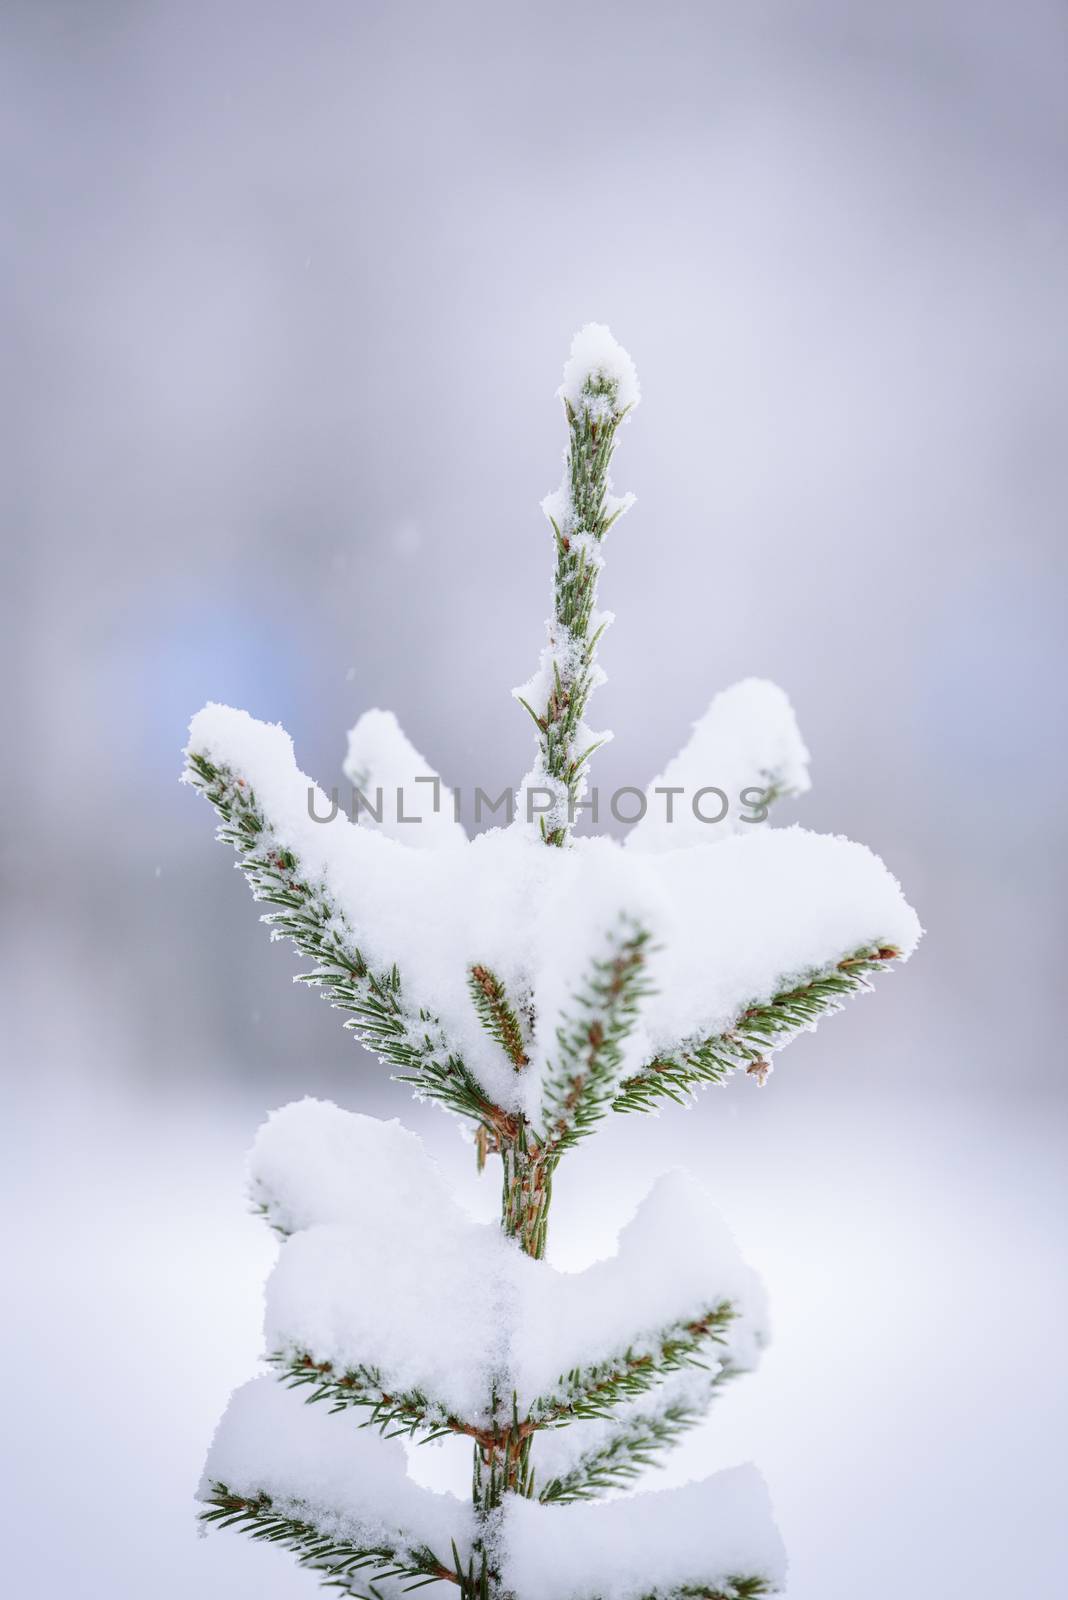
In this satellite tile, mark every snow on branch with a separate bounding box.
[528,1182,764,1449]
[248,1098,451,1237]
[497,1465,785,1600]
[199,1490,435,1596]
[528,1301,735,1426]
[536,1368,728,1503]
[614,942,904,1113]
[537,920,652,1155]
[626,679,811,854]
[187,324,919,1599]
[183,709,506,1132]
[558,322,641,417]
[259,1115,765,1437]
[468,964,531,1072]
[624,827,920,1098]
[185,705,919,1129]
[259,1108,506,1428]
[520,1174,766,1423]
[272,1352,451,1443]
[514,324,638,846]
[344,707,466,849]
[199,1379,474,1594]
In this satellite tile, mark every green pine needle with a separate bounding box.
[468,965,530,1070]
[524,373,634,848]
[270,1352,457,1443]
[538,921,652,1154]
[184,749,503,1132]
[644,1582,775,1600]
[199,1483,459,1594]
[538,1391,723,1503]
[613,944,903,1113]
[530,1301,737,1425]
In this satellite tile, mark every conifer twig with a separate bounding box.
[516,338,637,847]
[271,1353,454,1443]
[613,944,902,1113]
[199,1484,463,1593]
[538,921,652,1154]
[468,965,529,1069]
[639,1583,774,1600]
[184,749,515,1139]
[538,1390,722,1502]
[529,1301,737,1424]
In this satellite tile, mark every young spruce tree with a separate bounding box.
[186,326,919,1600]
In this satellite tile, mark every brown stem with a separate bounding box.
[500,1134,554,1260]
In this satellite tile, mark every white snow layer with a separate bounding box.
[185,704,920,1119]
[199,1377,472,1566]
[558,322,641,414]
[257,1102,766,1424]
[248,1099,454,1236]
[498,1465,786,1599]
[627,678,811,853]
[343,708,466,849]
[200,1385,783,1597]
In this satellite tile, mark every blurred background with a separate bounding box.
[3,2,1066,1595]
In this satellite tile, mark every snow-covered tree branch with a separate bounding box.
[185,324,920,1599]
[513,324,639,846]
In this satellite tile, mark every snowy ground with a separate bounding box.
[6,1074,1064,1599]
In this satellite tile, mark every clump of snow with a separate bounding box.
[516,1171,768,1405]
[199,1377,472,1568]
[259,1107,765,1425]
[185,705,920,1120]
[343,708,465,849]
[249,1099,454,1236]
[559,323,641,415]
[261,1114,507,1422]
[627,678,811,853]
[497,1465,786,1599]
[604,489,636,522]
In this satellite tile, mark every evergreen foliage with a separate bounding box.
[184,749,506,1135]
[514,371,634,848]
[613,944,903,1113]
[467,965,530,1071]
[187,327,915,1599]
[538,1395,713,1503]
[199,1485,476,1597]
[538,921,653,1154]
[272,1352,450,1442]
[531,1302,736,1425]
